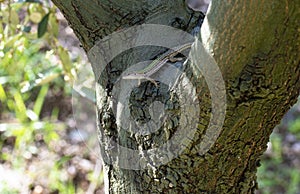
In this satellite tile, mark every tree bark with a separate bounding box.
[52,0,300,193]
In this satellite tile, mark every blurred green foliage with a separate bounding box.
[0,0,74,119]
[289,118,300,139]
[0,0,91,193]
[257,113,300,193]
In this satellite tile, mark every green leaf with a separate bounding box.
[58,46,73,80]
[37,12,50,38]
[10,9,20,25]
[22,25,31,33]
[0,84,7,102]
[49,13,59,37]
[13,91,28,122]
[33,84,49,118]
[56,156,72,168]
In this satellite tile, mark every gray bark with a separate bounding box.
[52,0,300,193]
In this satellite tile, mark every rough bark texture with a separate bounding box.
[52,0,300,193]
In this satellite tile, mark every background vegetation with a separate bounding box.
[0,1,299,193]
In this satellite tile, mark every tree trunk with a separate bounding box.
[52,0,300,193]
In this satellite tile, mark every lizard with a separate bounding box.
[121,0,210,87]
[122,42,193,87]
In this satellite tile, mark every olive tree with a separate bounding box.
[52,0,299,193]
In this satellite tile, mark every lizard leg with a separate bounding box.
[145,77,158,87]
[169,56,184,63]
